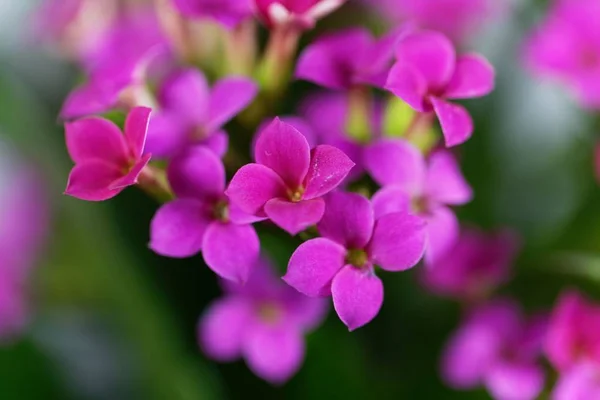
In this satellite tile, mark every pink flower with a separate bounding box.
[524,0,600,109]
[150,147,261,283]
[552,361,600,400]
[145,69,258,159]
[64,106,152,201]
[226,118,355,235]
[422,228,519,300]
[545,290,600,372]
[442,299,546,400]
[364,139,472,264]
[385,30,495,147]
[284,191,427,330]
[172,0,254,29]
[295,27,402,90]
[254,0,346,29]
[199,257,327,384]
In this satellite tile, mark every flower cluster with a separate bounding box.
[43,0,502,386]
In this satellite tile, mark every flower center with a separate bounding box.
[287,186,304,202]
[346,248,369,268]
[213,200,229,222]
[257,302,281,325]
[189,124,208,141]
[411,196,429,215]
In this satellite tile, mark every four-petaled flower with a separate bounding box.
[284,191,426,330]
[199,257,328,384]
[65,106,152,201]
[145,69,258,159]
[150,147,261,283]
[386,30,495,147]
[226,118,355,235]
[364,139,472,264]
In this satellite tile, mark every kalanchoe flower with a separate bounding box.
[545,290,600,372]
[386,30,495,147]
[442,299,547,400]
[226,118,355,235]
[284,191,426,330]
[150,147,261,283]
[145,69,258,159]
[64,106,152,201]
[422,228,519,300]
[364,139,472,264]
[552,361,600,400]
[199,257,327,383]
[255,0,346,30]
[524,0,600,109]
[172,0,254,29]
[295,28,402,90]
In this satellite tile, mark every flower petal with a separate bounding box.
[264,198,325,235]
[109,153,152,190]
[444,54,495,100]
[363,139,425,189]
[303,145,355,200]
[371,186,412,220]
[430,97,473,147]
[159,69,210,125]
[425,149,473,205]
[370,212,427,271]
[65,160,124,201]
[149,199,210,258]
[317,191,374,249]
[65,117,128,165]
[331,265,383,331]
[394,30,456,90]
[284,237,346,297]
[60,80,122,120]
[202,222,259,283]
[167,146,225,200]
[225,163,287,215]
[198,130,229,157]
[385,63,429,112]
[124,106,152,158]
[552,362,600,400]
[198,296,252,361]
[255,118,311,189]
[144,112,188,159]
[485,362,545,400]
[208,77,258,131]
[244,324,304,385]
[425,206,459,266]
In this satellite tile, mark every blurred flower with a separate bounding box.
[199,257,327,384]
[422,228,519,300]
[150,147,262,283]
[523,0,600,109]
[365,140,473,264]
[386,30,495,147]
[226,118,355,235]
[295,27,401,90]
[442,299,546,400]
[552,361,600,400]
[145,69,258,159]
[64,107,152,201]
[172,0,254,29]
[284,191,426,330]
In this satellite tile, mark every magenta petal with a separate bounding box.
[395,31,456,90]
[109,153,152,190]
[385,63,429,112]
[264,198,325,235]
[60,81,122,120]
[425,150,473,205]
[198,296,251,361]
[144,112,188,159]
[65,117,128,165]
[202,222,259,283]
[244,324,304,385]
[444,54,495,100]
[159,69,210,125]
[149,199,210,258]
[199,130,229,157]
[552,363,600,400]
[124,106,152,158]
[371,186,412,219]
[425,206,459,266]
[65,160,124,201]
[167,146,225,200]
[208,77,258,131]
[363,139,425,189]
[284,238,346,297]
[430,97,474,147]
[303,145,355,200]
[370,212,427,271]
[485,362,544,400]
[255,118,311,189]
[225,163,287,215]
[331,265,383,331]
[318,191,374,249]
